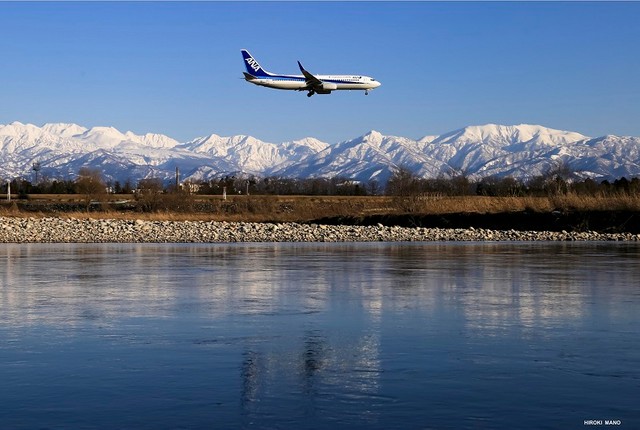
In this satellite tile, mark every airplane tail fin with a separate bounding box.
[241,49,271,77]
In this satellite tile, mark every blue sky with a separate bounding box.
[1,2,639,143]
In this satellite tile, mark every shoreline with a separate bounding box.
[1,216,639,243]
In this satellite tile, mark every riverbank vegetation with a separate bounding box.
[1,167,640,229]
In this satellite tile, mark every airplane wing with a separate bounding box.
[297,61,323,89]
[243,72,257,81]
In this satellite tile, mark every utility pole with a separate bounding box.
[32,162,41,184]
[175,166,180,191]
[6,180,10,202]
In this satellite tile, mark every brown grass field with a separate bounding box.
[2,193,640,223]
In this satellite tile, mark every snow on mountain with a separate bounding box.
[1,122,639,186]
[0,122,330,184]
[181,134,330,175]
[125,132,179,149]
[571,135,640,179]
[274,130,452,184]
[0,122,186,182]
[421,124,590,178]
[41,123,88,138]
[74,126,129,149]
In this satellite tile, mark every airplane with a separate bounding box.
[241,49,381,97]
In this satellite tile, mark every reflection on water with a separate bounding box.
[1,242,639,429]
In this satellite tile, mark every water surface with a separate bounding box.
[1,242,639,429]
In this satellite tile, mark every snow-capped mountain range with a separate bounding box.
[2,121,639,185]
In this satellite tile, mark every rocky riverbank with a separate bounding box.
[1,217,639,243]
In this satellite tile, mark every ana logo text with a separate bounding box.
[245,58,260,72]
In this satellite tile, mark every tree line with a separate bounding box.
[3,166,640,198]
[385,166,640,197]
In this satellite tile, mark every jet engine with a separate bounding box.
[320,83,338,91]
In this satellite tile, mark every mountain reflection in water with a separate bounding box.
[1,242,639,429]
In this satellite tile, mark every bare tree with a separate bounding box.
[385,166,420,196]
[75,167,106,211]
[136,178,164,212]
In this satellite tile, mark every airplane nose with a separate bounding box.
[374,81,381,88]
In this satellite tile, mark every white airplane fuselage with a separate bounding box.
[250,74,380,91]
[241,49,381,97]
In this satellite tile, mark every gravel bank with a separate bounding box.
[1,217,639,243]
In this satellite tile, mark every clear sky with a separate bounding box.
[1,1,639,144]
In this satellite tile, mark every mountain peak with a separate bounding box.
[363,130,383,138]
[359,130,385,145]
[42,123,88,137]
[435,123,589,148]
[84,126,122,135]
[1,121,42,138]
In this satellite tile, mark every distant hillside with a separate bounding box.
[1,121,639,185]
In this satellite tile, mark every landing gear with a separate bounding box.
[365,90,369,95]
[307,90,315,97]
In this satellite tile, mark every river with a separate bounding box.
[1,242,639,429]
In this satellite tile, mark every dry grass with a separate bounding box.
[1,193,640,222]
[389,193,640,214]
[549,193,640,212]
[392,196,552,214]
